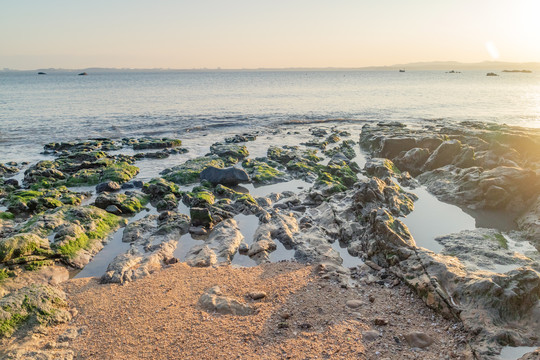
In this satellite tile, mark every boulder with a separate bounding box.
[199,166,250,186]
[95,181,121,193]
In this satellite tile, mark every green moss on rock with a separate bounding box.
[161,156,225,185]
[94,191,149,215]
[242,159,286,184]
[0,284,70,338]
[132,138,182,150]
[0,234,49,263]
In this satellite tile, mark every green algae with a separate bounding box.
[162,156,225,185]
[132,138,182,150]
[242,159,285,184]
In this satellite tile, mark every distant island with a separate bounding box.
[502,69,532,73]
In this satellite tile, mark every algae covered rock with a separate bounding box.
[130,138,182,150]
[25,154,139,187]
[5,187,88,216]
[242,158,287,184]
[94,191,149,215]
[0,234,49,263]
[161,156,225,185]
[209,142,249,163]
[19,206,126,268]
[0,284,71,338]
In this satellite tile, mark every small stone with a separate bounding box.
[105,205,122,215]
[369,295,375,303]
[346,299,363,309]
[189,226,208,236]
[96,181,121,193]
[362,330,380,342]
[404,332,434,348]
[248,291,267,300]
[365,260,383,271]
[373,318,388,326]
[280,313,292,320]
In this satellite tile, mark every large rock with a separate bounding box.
[101,212,189,284]
[198,286,256,315]
[199,166,250,186]
[0,285,71,338]
[185,219,244,267]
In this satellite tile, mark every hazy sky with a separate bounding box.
[2,0,540,69]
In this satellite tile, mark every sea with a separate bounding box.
[1,69,539,162]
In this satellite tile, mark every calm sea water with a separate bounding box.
[1,70,539,162]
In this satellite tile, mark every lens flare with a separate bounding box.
[485,41,500,60]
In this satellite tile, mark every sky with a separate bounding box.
[1,0,540,70]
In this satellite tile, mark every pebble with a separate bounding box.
[346,299,363,309]
[248,291,267,300]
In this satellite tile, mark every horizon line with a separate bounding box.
[2,60,540,72]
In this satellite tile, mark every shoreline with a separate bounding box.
[1,119,539,359]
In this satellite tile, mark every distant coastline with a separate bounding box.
[2,60,540,73]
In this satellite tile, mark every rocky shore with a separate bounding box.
[0,121,539,359]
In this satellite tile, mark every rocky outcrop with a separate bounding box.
[186,219,243,267]
[101,211,189,284]
[0,285,71,338]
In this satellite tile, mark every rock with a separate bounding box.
[362,330,380,342]
[161,156,225,185]
[242,159,287,184]
[198,286,256,316]
[0,285,71,338]
[393,147,431,176]
[436,229,538,272]
[423,140,464,171]
[247,291,267,300]
[101,212,189,284]
[209,142,249,162]
[364,158,400,179]
[199,166,250,186]
[105,205,122,215]
[94,191,148,214]
[95,181,121,193]
[373,318,388,326]
[185,219,244,267]
[4,178,19,187]
[518,348,540,360]
[132,138,182,150]
[189,226,208,236]
[404,332,434,348]
[346,299,363,309]
[190,207,213,227]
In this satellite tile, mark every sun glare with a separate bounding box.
[485,41,500,60]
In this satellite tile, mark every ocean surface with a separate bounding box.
[1,69,539,162]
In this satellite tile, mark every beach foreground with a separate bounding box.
[1,120,539,359]
[2,261,471,360]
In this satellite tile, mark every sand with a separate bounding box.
[3,261,472,360]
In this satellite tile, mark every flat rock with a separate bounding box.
[404,332,434,348]
[198,286,256,316]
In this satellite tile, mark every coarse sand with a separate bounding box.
[2,262,472,359]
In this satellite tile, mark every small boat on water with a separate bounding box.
[399,69,405,72]
[37,72,46,75]
[78,72,88,76]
